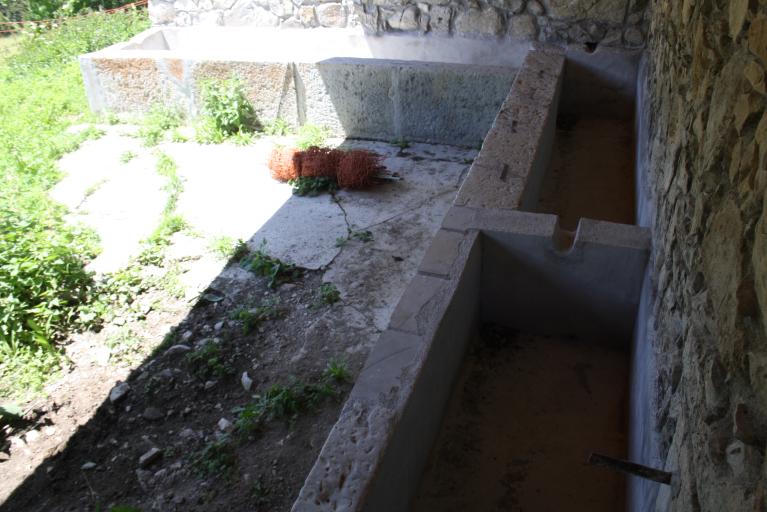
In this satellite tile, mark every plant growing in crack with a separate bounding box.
[313,282,340,308]
[243,241,302,288]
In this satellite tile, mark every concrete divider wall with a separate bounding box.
[454,45,564,210]
[80,53,516,146]
[291,230,481,511]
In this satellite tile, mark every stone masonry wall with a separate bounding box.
[148,0,648,47]
[644,0,767,509]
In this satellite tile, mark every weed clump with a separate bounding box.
[197,77,259,142]
[288,176,338,197]
[337,150,380,189]
[233,368,346,437]
[185,342,233,380]
[243,241,302,288]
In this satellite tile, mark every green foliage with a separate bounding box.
[138,105,182,147]
[105,326,143,365]
[0,10,150,399]
[191,437,236,477]
[208,235,247,261]
[243,241,301,289]
[230,296,281,335]
[263,118,291,136]
[390,137,410,150]
[197,77,259,142]
[288,176,338,197]
[109,506,142,512]
[314,282,340,307]
[351,230,373,243]
[169,128,188,143]
[233,377,338,437]
[185,342,233,380]
[295,123,328,150]
[324,357,350,383]
[10,10,150,73]
[119,150,136,164]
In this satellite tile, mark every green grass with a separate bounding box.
[295,123,329,150]
[0,9,150,400]
[208,235,248,261]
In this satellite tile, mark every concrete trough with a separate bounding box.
[291,44,652,511]
[292,209,650,511]
[79,27,524,146]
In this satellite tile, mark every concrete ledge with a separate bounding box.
[292,231,481,511]
[454,45,565,209]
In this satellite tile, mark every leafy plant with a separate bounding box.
[191,437,236,477]
[197,77,259,141]
[243,241,301,288]
[314,282,340,307]
[119,150,136,164]
[208,235,248,261]
[288,176,338,197]
[138,105,183,147]
[295,123,328,150]
[230,296,281,335]
[185,342,233,380]
[264,118,291,136]
[391,137,410,150]
[324,357,350,383]
[0,9,158,399]
[351,230,373,243]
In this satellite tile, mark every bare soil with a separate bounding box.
[414,325,630,512]
[1,262,363,512]
[0,133,474,512]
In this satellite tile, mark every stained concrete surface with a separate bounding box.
[413,328,629,512]
[535,117,636,230]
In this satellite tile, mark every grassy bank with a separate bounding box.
[0,9,150,400]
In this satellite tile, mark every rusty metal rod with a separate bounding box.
[588,452,672,485]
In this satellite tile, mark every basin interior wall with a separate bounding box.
[409,222,649,511]
[532,47,640,230]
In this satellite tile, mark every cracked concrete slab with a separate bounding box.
[51,125,474,329]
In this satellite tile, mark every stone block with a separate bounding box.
[544,0,628,24]
[509,14,537,40]
[316,3,347,27]
[388,5,419,31]
[428,5,451,34]
[396,62,516,146]
[296,60,395,139]
[454,7,504,38]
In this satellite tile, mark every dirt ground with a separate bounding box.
[0,129,475,511]
[413,325,630,512]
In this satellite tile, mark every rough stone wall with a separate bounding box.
[644,0,767,509]
[148,0,648,47]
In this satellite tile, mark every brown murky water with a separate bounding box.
[413,326,629,512]
[537,117,636,230]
